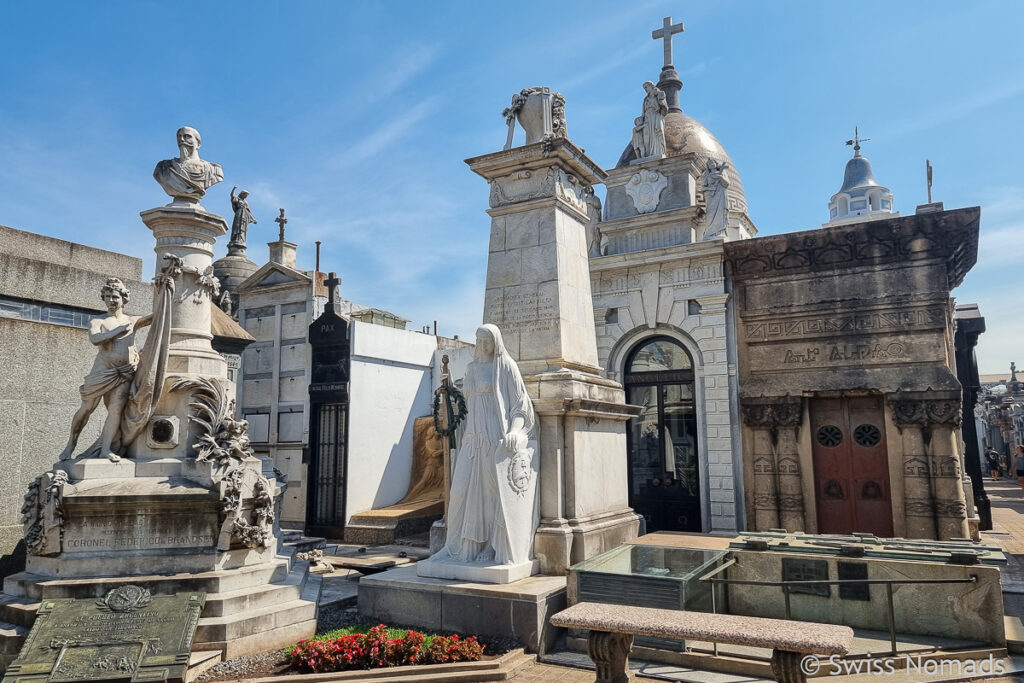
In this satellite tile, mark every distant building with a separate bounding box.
[0,225,152,577]
[824,131,897,226]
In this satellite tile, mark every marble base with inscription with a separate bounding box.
[0,456,320,670]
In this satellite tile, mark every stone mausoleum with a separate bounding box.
[587,18,754,537]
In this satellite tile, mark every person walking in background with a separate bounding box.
[1015,445,1024,492]
[988,449,1002,480]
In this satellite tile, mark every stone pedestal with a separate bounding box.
[1,190,319,672]
[467,139,641,575]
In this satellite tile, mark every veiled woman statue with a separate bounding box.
[421,324,539,580]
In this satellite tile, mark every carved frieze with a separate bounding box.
[889,398,962,427]
[746,307,946,342]
[724,208,980,284]
[625,169,668,214]
[488,167,586,213]
[741,399,803,428]
[904,498,935,516]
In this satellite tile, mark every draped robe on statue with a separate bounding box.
[441,325,538,567]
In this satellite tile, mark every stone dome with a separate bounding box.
[615,111,748,214]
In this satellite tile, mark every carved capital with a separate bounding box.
[889,398,962,428]
[742,398,803,428]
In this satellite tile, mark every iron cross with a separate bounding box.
[274,208,288,241]
[652,16,685,67]
[324,271,340,305]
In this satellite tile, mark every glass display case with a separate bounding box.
[570,544,728,650]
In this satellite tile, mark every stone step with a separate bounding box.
[0,619,28,656]
[0,595,39,628]
[282,535,327,553]
[237,650,534,682]
[185,649,222,682]
[3,556,293,600]
[196,598,317,643]
[201,565,307,617]
[195,615,318,661]
[1005,615,1024,654]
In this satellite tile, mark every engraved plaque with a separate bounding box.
[2,586,205,683]
[838,561,870,601]
[781,557,830,597]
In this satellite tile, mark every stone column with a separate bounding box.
[467,138,641,574]
[742,398,805,532]
[890,396,970,540]
[133,203,229,462]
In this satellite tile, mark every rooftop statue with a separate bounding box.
[502,87,567,150]
[637,81,668,159]
[702,158,731,238]
[153,126,224,202]
[229,186,257,247]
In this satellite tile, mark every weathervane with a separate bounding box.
[845,126,870,157]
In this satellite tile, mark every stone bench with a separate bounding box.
[550,602,854,683]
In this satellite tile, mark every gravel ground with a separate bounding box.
[192,603,521,681]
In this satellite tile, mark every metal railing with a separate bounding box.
[697,562,978,655]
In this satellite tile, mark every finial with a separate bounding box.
[274,208,288,241]
[926,159,933,204]
[845,126,870,157]
[650,16,685,114]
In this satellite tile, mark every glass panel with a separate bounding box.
[571,544,727,580]
[628,339,692,373]
[662,384,699,496]
[627,385,659,497]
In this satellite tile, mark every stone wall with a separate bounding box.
[0,225,150,577]
[724,208,981,539]
[591,240,743,533]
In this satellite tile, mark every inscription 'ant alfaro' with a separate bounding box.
[783,341,907,364]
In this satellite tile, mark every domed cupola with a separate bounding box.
[825,128,897,226]
[599,16,756,251]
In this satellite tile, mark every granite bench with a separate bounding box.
[550,602,854,683]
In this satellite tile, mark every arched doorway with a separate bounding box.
[624,336,701,532]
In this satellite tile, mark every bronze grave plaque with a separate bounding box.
[2,585,205,683]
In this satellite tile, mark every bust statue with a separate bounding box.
[153,126,224,202]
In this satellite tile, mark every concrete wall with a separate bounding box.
[0,225,150,578]
[346,322,437,521]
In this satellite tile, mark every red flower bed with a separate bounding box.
[289,625,485,673]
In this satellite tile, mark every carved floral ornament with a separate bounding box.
[625,169,668,214]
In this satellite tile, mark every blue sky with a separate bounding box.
[1,1,1021,373]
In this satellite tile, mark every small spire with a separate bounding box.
[845,126,870,157]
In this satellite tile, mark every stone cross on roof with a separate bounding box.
[325,271,340,305]
[652,16,684,68]
[275,208,288,241]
